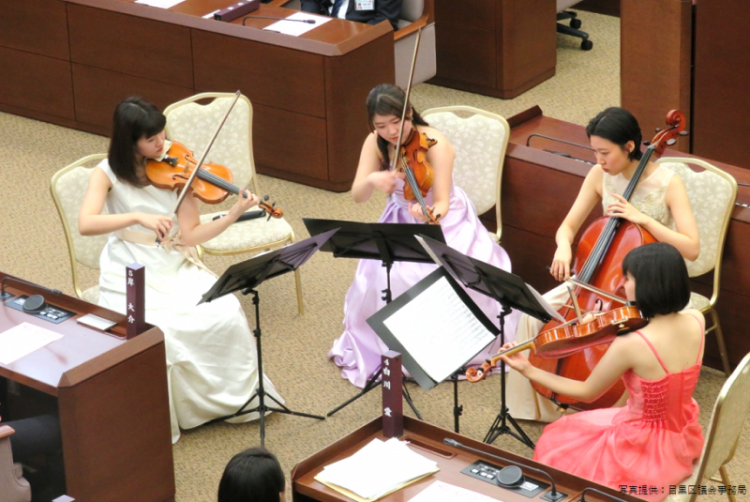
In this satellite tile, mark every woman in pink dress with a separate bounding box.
[499,243,704,501]
[329,83,518,388]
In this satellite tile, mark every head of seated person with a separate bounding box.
[218,447,285,502]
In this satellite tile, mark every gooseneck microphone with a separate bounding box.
[443,438,566,501]
[1,276,62,313]
[243,16,316,25]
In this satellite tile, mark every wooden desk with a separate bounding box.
[484,107,750,372]
[429,0,557,99]
[292,416,644,502]
[0,0,395,191]
[0,272,174,502]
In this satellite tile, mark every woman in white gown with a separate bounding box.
[79,97,283,443]
[508,107,700,422]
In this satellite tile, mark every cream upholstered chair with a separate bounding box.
[421,106,510,242]
[657,158,737,376]
[664,352,750,502]
[163,92,304,314]
[51,154,110,303]
[0,425,32,502]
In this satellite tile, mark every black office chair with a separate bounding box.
[557,1,593,51]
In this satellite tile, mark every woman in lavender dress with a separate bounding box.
[329,84,518,388]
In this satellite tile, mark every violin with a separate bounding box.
[527,110,687,411]
[146,141,283,218]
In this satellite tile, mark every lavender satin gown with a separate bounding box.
[329,177,519,388]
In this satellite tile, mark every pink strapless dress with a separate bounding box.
[534,330,704,502]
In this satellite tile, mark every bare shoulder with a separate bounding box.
[680,309,705,330]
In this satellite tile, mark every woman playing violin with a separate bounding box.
[501,243,704,502]
[78,97,283,443]
[508,107,700,422]
[329,83,519,388]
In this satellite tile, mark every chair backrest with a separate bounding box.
[421,106,510,240]
[692,352,750,492]
[50,154,110,300]
[656,158,737,301]
[163,93,259,195]
[400,0,425,23]
[0,426,31,502]
[557,0,582,11]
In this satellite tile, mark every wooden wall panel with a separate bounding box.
[72,64,195,133]
[692,0,750,168]
[435,24,496,87]
[192,30,326,118]
[0,47,74,119]
[621,0,691,152]
[67,3,194,88]
[0,0,69,59]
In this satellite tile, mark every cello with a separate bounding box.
[528,110,687,411]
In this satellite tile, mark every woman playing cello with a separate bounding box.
[500,243,704,501]
[508,107,700,422]
[329,83,519,388]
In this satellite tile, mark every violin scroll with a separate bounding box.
[258,195,283,220]
[465,361,494,383]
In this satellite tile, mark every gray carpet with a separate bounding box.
[1,10,746,502]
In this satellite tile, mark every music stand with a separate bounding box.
[200,228,338,446]
[303,218,446,417]
[417,235,562,449]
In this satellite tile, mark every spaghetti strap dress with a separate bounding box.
[95,160,283,443]
[329,176,519,388]
[508,165,678,421]
[533,317,705,501]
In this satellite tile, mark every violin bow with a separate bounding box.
[169,90,243,219]
[390,28,435,223]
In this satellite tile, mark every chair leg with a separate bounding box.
[719,466,735,502]
[294,268,304,315]
[707,307,732,376]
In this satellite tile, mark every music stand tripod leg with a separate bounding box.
[483,306,536,449]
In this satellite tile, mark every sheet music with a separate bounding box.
[527,283,566,323]
[408,480,503,502]
[263,12,330,37]
[383,277,496,383]
[135,0,185,8]
[0,322,64,365]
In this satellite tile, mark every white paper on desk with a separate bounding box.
[382,277,496,383]
[135,0,185,9]
[0,322,64,365]
[408,480,503,502]
[263,12,331,37]
[315,438,438,500]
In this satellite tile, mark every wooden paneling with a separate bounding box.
[692,0,750,168]
[0,47,74,120]
[252,103,329,182]
[192,30,326,118]
[575,0,620,17]
[435,0,495,30]
[0,0,69,59]
[67,3,194,88]
[621,0,692,153]
[72,64,195,133]
[435,24,496,87]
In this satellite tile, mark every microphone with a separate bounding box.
[578,487,630,502]
[1,276,62,313]
[443,438,566,501]
[243,16,317,24]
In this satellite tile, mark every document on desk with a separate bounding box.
[0,322,64,365]
[135,0,185,8]
[408,480,503,501]
[263,12,331,37]
[315,437,439,501]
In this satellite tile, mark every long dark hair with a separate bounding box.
[585,107,643,161]
[108,97,166,186]
[366,84,429,170]
[621,243,690,318]
[217,447,285,502]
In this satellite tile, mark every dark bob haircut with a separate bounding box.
[108,96,166,186]
[586,107,643,161]
[365,83,429,170]
[621,243,690,319]
[218,447,285,502]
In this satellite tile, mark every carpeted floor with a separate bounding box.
[1,10,747,501]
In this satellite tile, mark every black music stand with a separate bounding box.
[200,229,338,446]
[303,218,446,418]
[417,235,561,449]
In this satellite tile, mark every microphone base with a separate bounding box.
[462,460,564,499]
[542,490,569,502]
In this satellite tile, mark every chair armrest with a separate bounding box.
[0,425,16,440]
[394,0,435,42]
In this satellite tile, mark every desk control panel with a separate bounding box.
[462,460,550,498]
[4,294,75,324]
